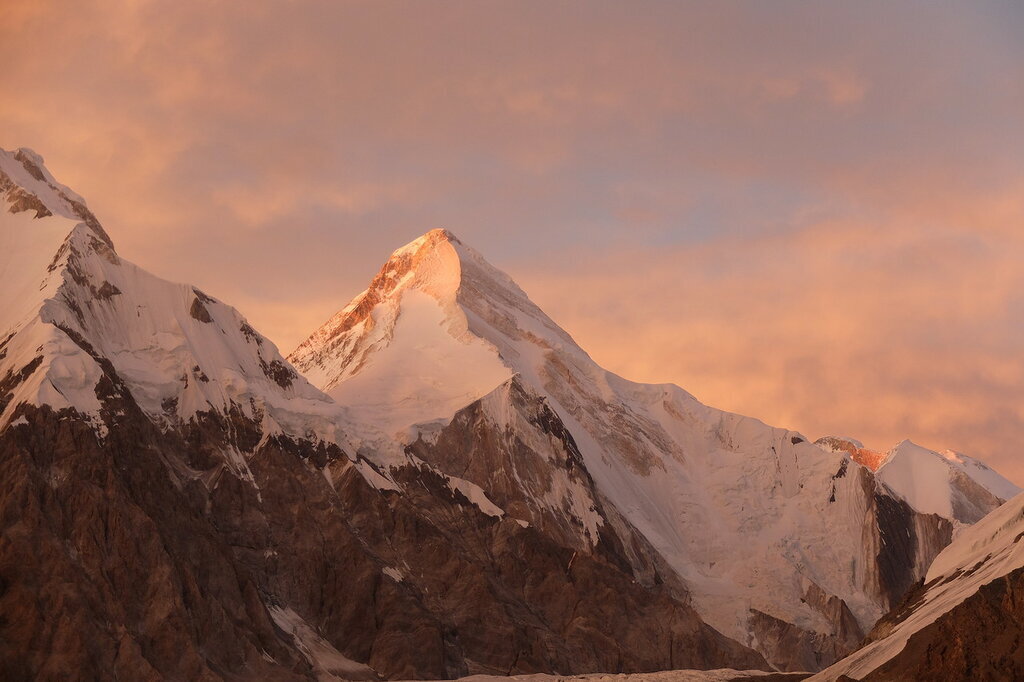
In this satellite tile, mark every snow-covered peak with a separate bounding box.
[289,229,956,667]
[874,439,1019,525]
[812,434,1018,526]
[0,147,111,249]
[0,147,346,454]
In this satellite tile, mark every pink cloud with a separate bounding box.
[2,1,1022,482]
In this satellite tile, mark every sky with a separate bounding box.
[2,1,1024,482]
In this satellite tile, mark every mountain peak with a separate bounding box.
[392,227,461,255]
[0,149,343,453]
[872,437,1021,524]
[0,146,113,250]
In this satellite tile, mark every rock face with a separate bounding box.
[811,491,1024,681]
[0,148,768,679]
[289,229,1009,672]
[815,437,886,472]
[859,566,1024,681]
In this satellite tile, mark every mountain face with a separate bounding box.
[0,148,347,476]
[290,229,1016,672]
[816,437,1019,527]
[811,490,1024,681]
[0,150,769,679]
[5,147,1018,680]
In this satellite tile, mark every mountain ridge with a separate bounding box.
[0,148,769,679]
[3,148,1019,678]
[289,228,1016,671]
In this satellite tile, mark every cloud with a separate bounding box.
[520,213,1024,481]
[2,1,1023,481]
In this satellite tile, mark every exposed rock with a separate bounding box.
[95,281,122,300]
[0,357,44,415]
[748,609,851,673]
[240,321,263,345]
[0,389,768,679]
[854,566,1024,680]
[260,358,297,390]
[189,296,213,323]
[815,437,885,472]
[802,580,864,652]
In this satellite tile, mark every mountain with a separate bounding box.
[0,149,768,679]
[290,228,1019,671]
[811,490,1024,681]
[5,147,1017,679]
[0,148,347,471]
[816,437,1019,526]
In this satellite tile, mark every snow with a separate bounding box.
[268,605,377,681]
[926,491,1024,580]
[291,228,965,659]
[941,448,1021,502]
[353,459,400,491]
[811,491,1024,681]
[873,439,1020,526]
[382,566,405,582]
[324,288,511,438]
[443,472,505,517]
[875,440,957,519]
[0,147,358,482]
[0,148,90,226]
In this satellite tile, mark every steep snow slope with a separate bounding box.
[0,148,345,460]
[811,491,1024,680]
[815,437,1017,527]
[873,440,1017,526]
[290,229,963,670]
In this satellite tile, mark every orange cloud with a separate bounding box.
[2,1,1022,483]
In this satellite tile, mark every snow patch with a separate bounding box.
[269,605,377,681]
[444,473,505,518]
[382,566,405,582]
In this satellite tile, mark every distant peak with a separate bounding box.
[889,438,922,453]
